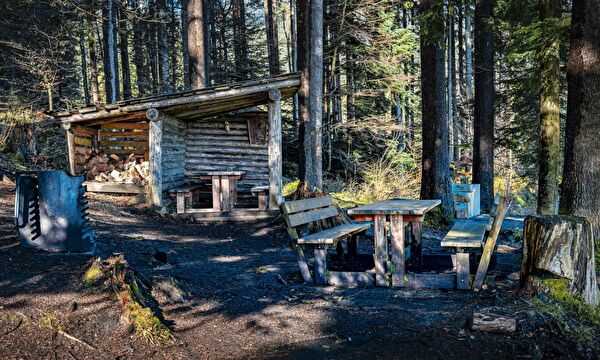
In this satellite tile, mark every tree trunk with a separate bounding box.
[464,3,473,101]
[233,0,248,80]
[521,215,598,306]
[157,0,171,92]
[188,0,208,89]
[181,0,190,90]
[448,6,457,162]
[560,0,600,265]
[147,1,159,93]
[119,0,132,100]
[264,0,281,76]
[419,0,453,221]
[169,0,178,89]
[103,0,121,103]
[79,18,90,105]
[133,0,147,96]
[473,0,495,212]
[536,0,561,215]
[296,0,311,184]
[309,0,324,189]
[88,28,100,103]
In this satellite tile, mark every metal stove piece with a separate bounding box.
[15,170,94,253]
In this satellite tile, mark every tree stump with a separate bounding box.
[521,215,598,306]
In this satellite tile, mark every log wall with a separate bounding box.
[185,113,269,206]
[161,116,186,192]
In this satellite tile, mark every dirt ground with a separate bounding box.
[0,183,592,359]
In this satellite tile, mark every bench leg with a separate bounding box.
[410,221,423,271]
[176,193,186,214]
[258,193,268,210]
[221,177,231,211]
[292,242,312,283]
[348,235,358,258]
[456,252,470,290]
[390,214,406,287]
[374,214,388,287]
[314,246,328,285]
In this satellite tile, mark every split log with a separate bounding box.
[521,215,598,306]
[470,312,517,334]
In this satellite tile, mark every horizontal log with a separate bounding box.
[101,122,149,130]
[470,312,517,334]
[186,135,251,143]
[73,125,98,137]
[84,181,146,194]
[100,131,148,139]
[185,142,267,150]
[185,158,267,167]
[184,152,266,162]
[103,149,147,155]
[188,121,248,130]
[186,128,249,136]
[101,140,149,147]
[74,137,92,146]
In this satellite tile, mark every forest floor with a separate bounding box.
[0,183,594,359]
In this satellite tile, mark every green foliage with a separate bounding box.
[83,264,103,287]
[128,302,172,343]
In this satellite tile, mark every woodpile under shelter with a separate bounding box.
[52,73,300,219]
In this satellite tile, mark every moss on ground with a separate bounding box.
[82,264,103,287]
[128,301,171,343]
[532,277,600,347]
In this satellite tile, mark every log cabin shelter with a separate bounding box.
[52,73,300,219]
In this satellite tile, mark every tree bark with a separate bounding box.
[157,0,171,92]
[473,0,495,212]
[119,0,132,99]
[233,0,248,80]
[309,0,324,189]
[79,18,90,105]
[133,0,147,96]
[181,0,190,90]
[102,0,121,103]
[560,0,600,261]
[536,0,561,215]
[264,0,281,76]
[188,0,208,89]
[464,3,473,101]
[521,215,598,306]
[88,26,100,103]
[296,0,311,184]
[419,0,453,221]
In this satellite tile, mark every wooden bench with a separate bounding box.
[168,184,202,214]
[441,196,508,290]
[251,185,269,210]
[282,196,370,285]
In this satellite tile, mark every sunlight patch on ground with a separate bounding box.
[209,255,249,263]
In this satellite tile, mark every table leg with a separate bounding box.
[176,193,186,214]
[455,252,470,289]
[211,177,221,211]
[410,221,423,270]
[220,176,231,211]
[229,178,237,207]
[390,214,405,287]
[374,214,388,287]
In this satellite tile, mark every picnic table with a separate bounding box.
[187,171,246,211]
[348,199,441,287]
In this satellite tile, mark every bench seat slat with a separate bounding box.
[287,205,339,227]
[169,184,203,193]
[282,196,334,215]
[441,220,489,248]
[297,223,370,245]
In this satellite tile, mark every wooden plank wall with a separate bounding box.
[185,114,269,206]
[99,122,149,158]
[162,116,186,193]
[71,125,98,174]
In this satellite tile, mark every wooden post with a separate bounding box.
[410,221,423,270]
[455,252,470,289]
[62,123,77,176]
[374,214,388,286]
[211,176,221,211]
[147,108,163,207]
[267,88,282,210]
[390,214,405,287]
[176,193,186,214]
[220,176,231,211]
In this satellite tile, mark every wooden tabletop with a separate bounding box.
[187,171,247,177]
[348,199,441,216]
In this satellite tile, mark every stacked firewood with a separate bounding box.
[84,153,149,185]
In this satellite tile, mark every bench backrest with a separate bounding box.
[281,196,340,239]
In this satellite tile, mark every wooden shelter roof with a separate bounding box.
[51,73,300,125]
